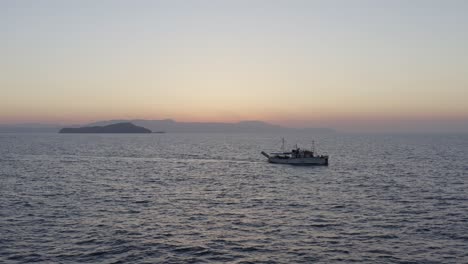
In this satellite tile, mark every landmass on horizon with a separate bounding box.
[0,119,334,134]
[59,122,152,134]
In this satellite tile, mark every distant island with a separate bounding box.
[85,119,335,133]
[59,122,152,134]
[0,119,334,133]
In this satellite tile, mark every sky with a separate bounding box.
[1,0,468,132]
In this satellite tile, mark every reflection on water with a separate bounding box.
[1,133,467,263]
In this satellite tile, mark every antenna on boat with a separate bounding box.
[281,138,285,152]
[311,140,315,153]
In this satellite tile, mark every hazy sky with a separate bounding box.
[1,0,468,132]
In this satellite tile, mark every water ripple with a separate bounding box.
[1,133,467,263]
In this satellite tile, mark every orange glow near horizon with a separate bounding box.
[2,1,468,132]
[2,110,467,131]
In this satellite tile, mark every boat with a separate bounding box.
[261,139,329,166]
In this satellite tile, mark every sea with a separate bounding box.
[1,132,467,263]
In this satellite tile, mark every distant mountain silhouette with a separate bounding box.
[0,119,334,133]
[59,122,152,133]
[86,119,334,133]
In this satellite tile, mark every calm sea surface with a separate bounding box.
[1,132,467,263]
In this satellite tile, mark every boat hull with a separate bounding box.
[268,156,328,166]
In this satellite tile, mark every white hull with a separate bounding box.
[260,139,329,166]
[268,156,328,166]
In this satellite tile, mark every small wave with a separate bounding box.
[134,200,150,204]
[172,246,207,254]
[308,223,337,228]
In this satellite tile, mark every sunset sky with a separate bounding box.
[2,1,468,132]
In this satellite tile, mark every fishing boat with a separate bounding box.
[261,139,329,166]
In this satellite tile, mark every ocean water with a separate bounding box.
[1,132,467,263]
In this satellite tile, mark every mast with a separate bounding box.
[281,138,285,152]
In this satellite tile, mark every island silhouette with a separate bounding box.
[0,119,334,133]
[59,122,152,133]
[86,119,334,133]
